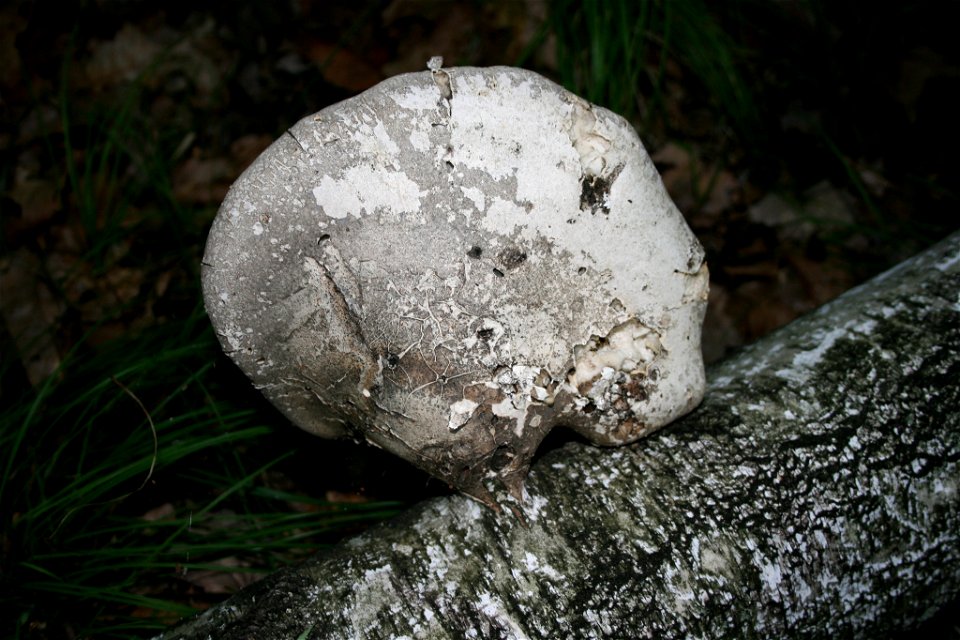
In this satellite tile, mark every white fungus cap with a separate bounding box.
[202,64,709,507]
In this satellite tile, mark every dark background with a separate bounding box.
[5,0,959,374]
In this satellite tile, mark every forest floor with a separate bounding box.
[2,1,958,638]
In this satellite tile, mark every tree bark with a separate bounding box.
[161,232,960,640]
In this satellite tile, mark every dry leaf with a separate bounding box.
[182,557,260,595]
[85,24,163,89]
[173,152,232,205]
[304,41,382,93]
[8,168,60,229]
[0,248,63,385]
[142,503,176,522]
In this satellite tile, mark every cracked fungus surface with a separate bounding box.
[202,65,708,502]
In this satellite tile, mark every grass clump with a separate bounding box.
[0,303,404,638]
[523,0,760,150]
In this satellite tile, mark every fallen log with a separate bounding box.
[161,231,960,639]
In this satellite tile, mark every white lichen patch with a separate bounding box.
[476,592,531,639]
[408,128,430,152]
[521,551,562,581]
[311,165,422,220]
[460,185,486,212]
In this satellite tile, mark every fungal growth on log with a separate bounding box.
[202,61,709,508]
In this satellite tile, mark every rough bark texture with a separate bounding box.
[162,232,960,639]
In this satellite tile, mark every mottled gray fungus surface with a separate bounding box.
[202,64,708,505]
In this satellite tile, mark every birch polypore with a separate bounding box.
[202,63,709,506]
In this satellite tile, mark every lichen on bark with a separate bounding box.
[167,233,960,639]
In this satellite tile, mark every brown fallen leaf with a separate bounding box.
[325,490,370,504]
[182,556,261,595]
[786,251,855,308]
[303,41,382,93]
[0,248,63,385]
[701,283,744,364]
[230,134,274,174]
[84,24,163,90]
[172,135,272,205]
[172,151,232,205]
[142,503,176,522]
[8,167,61,230]
[652,142,740,224]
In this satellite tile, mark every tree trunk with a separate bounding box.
[161,232,960,640]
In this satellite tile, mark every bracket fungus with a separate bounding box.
[202,61,709,508]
